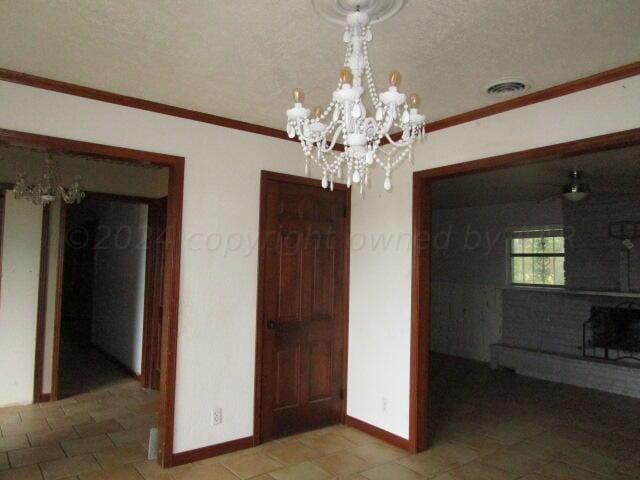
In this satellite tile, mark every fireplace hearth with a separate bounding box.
[583,302,640,362]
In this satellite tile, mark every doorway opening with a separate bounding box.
[409,127,640,455]
[0,129,184,467]
[254,171,351,444]
[56,194,167,399]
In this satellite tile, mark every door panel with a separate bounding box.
[259,177,348,441]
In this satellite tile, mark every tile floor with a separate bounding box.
[1,354,639,479]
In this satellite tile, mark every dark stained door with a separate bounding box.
[259,176,349,441]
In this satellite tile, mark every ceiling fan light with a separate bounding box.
[562,183,590,202]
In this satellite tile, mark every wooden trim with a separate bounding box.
[408,127,640,454]
[50,203,66,402]
[0,190,5,307]
[0,68,291,142]
[33,204,51,403]
[253,170,350,444]
[83,191,160,205]
[170,436,255,467]
[1,129,184,469]
[38,393,51,403]
[344,416,410,450]
[3,62,639,143]
[388,61,640,143]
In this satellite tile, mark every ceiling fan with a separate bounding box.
[540,170,640,202]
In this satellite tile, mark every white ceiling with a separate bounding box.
[433,144,640,209]
[1,1,639,131]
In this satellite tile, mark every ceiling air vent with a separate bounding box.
[484,78,529,98]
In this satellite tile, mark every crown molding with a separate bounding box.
[2,62,639,141]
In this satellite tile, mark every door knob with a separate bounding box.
[267,320,276,330]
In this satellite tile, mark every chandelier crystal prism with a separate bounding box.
[286,3,425,193]
[14,156,85,205]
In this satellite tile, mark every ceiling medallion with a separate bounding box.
[13,155,85,205]
[286,0,425,193]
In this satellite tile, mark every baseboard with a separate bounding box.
[38,393,51,403]
[344,415,410,450]
[169,436,255,466]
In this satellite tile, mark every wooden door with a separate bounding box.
[258,174,349,441]
[143,198,167,390]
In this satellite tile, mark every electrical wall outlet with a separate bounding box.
[210,408,223,426]
[381,397,388,413]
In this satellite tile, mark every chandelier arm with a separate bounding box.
[319,124,345,153]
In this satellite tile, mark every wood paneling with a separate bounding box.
[409,127,640,454]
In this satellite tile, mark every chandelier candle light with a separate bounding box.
[286,1,425,193]
[14,156,85,205]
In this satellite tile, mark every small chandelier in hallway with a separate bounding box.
[14,155,85,205]
[286,0,425,193]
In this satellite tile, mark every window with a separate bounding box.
[509,227,565,286]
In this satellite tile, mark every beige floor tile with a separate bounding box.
[133,460,192,480]
[335,429,379,447]
[80,466,144,480]
[0,465,44,480]
[87,408,132,423]
[536,461,608,480]
[264,441,319,465]
[300,433,357,455]
[116,415,156,431]
[74,420,123,438]
[421,442,483,466]
[431,460,518,480]
[481,450,546,476]
[46,415,93,431]
[93,446,147,470]
[0,454,8,471]
[108,428,150,448]
[62,402,102,417]
[170,464,237,480]
[560,448,630,479]
[360,462,427,480]
[269,461,333,480]
[39,454,102,480]
[61,435,114,457]
[221,453,283,479]
[2,419,51,437]
[19,408,65,422]
[0,414,21,427]
[0,436,29,454]
[8,445,66,468]
[27,427,78,448]
[397,452,457,478]
[312,451,369,476]
[348,442,407,466]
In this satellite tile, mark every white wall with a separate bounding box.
[92,202,149,375]
[348,75,640,439]
[0,192,43,406]
[0,80,316,453]
[1,75,639,447]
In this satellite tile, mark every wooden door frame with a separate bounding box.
[253,170,351,444]
[0,128,184,468]
[141,197,168,389]
[408,127,640,453]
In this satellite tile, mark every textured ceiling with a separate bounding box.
[1,1,639,130]
[433,144,640,209]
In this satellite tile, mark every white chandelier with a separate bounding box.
[14,156,85,205]
[286,0,425,193]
